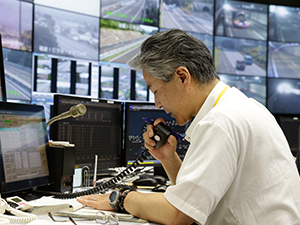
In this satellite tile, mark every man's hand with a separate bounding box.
[143,118,178,162]
[76,193,113,211]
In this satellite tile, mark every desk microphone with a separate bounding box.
[46,103,87,127]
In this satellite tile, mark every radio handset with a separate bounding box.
[152,123,172,149]
[143,118,185,148]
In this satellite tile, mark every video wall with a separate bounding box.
[0,0,300,115]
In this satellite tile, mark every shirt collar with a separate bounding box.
[185,81,227,142]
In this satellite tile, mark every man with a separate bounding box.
[77,29,300,224]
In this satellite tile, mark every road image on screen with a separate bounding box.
[0,0,33,51]
[3,49,32,102]
[269,5,300,43]
[100,19,158,64]
[268,41,300,79]
[215,0,267,41]
[219,74,266,106]
[160,0,214,35]
[34,5,99,61]
[159,28,214,54]
[101,0,159,27]
[214,36,266,76]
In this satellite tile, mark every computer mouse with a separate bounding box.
[152,175,167,185]
[132,177,158,187]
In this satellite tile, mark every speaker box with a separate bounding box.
[39,145,75,193]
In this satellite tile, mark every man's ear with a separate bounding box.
[175,66,191,86]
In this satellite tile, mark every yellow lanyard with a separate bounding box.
[213,85,230,107]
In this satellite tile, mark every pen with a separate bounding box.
[93,155,98,187]
[142,117,185,141]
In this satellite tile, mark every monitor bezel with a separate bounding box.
[51,94,125,169]
[0,34,7,102]
[0,102,52,194]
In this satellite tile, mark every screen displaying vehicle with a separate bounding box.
[268,41,300,79]
[101,0,159,27]
[3,48,32,102]
[269,5,300,43]
[34,5,99,61]
[100,19,158,64]
[160,0,214,35]
[0,0,33,51]
[214,36,266,76]
[268,78,300,114]
[219,74,266,106]
[215,0,268,41]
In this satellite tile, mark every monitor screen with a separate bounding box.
[269,5,300,43]
[214,36,267,77]
[101,0,159,27]
[3,48,32,102]
[274,114,300,156]
[219,74,266,106]
[214,0,268,41]
[0,0,33,51]
[0,102,51,194]
[34,4,99,61]
[124,102,190,167]
[51,94,124,170]
[0,34,7,102]
[100,18,158,64]
[268,41,300,79]
[267,78,300,114]
[160,0,214,35]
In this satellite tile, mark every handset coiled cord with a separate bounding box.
[34,149,149,199]
[0,199,37,224]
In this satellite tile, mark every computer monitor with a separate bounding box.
[51,94,124,170]
[0,34,7,102]
[0,102,52,195]
[124,101,190,176]
[274,114,300,157]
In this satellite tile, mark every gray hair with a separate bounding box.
[128,29,219,84]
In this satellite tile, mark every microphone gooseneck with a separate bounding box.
[46,103,87,127]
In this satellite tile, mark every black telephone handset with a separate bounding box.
[152,122,172,149]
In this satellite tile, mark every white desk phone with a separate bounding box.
[0,195,37,225]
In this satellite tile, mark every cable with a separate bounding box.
[34,149,149,199]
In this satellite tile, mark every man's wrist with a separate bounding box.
[109,186,136,213]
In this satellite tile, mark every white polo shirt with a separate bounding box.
[164,81,300,225]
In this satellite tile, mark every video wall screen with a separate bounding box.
[3,48,32,102]
[269,5,300,43]
[36,54,51,93]
[1,0,300,115]
[100,19,158,64]
[268,78,300,114]
[101,0,159,27]
[160,0,214,35]
[219,74,266,106]
[0,0,33,51]
[34,4,99,61]
[160,28,213,54]
[268,41,300,79]
[34,0,100,17]
[214,36,266,76]
[215,0,268,41]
